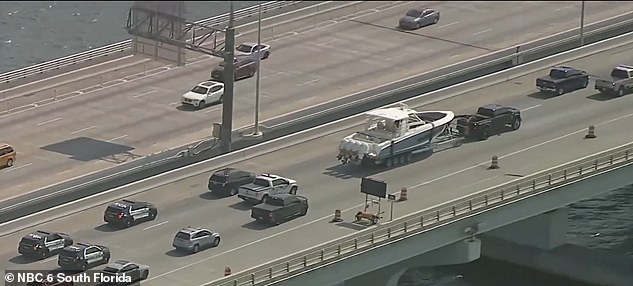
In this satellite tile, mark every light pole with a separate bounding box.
[580,0,585,46]
[252,1,263,138]
[221,1,236,152]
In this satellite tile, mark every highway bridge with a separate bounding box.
[2,1,633,210]
[2,25,633,286]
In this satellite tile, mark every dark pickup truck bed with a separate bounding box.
[456,104,521,140]
[251,194,308,225]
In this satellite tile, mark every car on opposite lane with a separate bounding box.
[398,8,440,30]
[18,231,74,259]
[103,199,158,228]
[210,55,258,82]
[172,227,221,254]
[57,242,110,271]
[182,81,225,109]
[235,42,271,60]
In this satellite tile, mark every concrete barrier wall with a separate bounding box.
[1,19,633,224]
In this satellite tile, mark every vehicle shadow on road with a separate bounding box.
[586,92,617,101]
[164,249,190,258]
[241,221,272,231]
[527,91,558,100]
[94,224,121,232]
[8,255,36,264]
[199,192,229,200]
[322,151,434,179]
[228,201,253,211]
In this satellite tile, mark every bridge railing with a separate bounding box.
[210,142,633,286]
[0,1,297,84]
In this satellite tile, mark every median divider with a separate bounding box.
[2,15,633,225]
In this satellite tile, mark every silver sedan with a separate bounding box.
[398,8,440,30]
[235,42,271,60]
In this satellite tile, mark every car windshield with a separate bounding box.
[191,86,209,94]
[175,232,190,240]
[406,9,421,17]
[236,44,253,53]
[20,237,42,245]
[549,69,568,79]
[611,68,629,79]
[210,174,227,183]
[102,267,120,273]
[253,178,270,187]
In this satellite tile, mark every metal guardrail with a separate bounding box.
[0,1,297,84]
[210,142,633,286]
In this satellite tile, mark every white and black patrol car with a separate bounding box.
[100,259,150,284]
[57,242,110,270]
[238,173,298,204]
[18,231,74,259]
[104,199,158,228]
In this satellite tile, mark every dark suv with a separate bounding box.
[57,242,110,270]
[18,231,74,259]
[104,199,158,228]
[211,56,258,82]
[208,168,256,196]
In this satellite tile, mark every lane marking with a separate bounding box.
[36,117,62,126]
[70,125,97,135]
[521,104,541,112]
[133,89,158,98]
[473,28,493,36]
[107,134,128,142]
[143,221,169,231]
[148,203,363,282]
[297,78,319,86]
[438,21,459,29]
[449,54,461,59]
[3,163,32,173]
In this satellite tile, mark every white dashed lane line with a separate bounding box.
[70,125,97,135]
[36,117,62,126]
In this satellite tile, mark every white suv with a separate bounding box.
[238,174,298,203]
[182,81,224,109]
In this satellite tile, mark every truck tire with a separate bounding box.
[512,118,521,130]
[197,100,206,110]
[618,87,626,97]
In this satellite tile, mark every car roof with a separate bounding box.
[66,242,96,251]
[257,173,283,180]
[0,143,11,148]
[24,231,51,239]
[239,42,257,47]
[179,227,211,234]
[269,193,294,200]
[199,81,223,87]
[615,64,633,71]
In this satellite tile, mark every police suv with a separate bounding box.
[237,174,298,204]
[57,242,111,270]
[104,199,158,228]
[18,231,74,259]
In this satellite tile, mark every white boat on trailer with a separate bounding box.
[337,104,456,167]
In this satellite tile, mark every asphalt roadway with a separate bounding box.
[2,1,632,202]
[2,38,633,285]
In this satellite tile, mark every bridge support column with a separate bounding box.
[486,207,567,250]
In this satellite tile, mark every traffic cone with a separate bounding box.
[398,187,408,201]
[489,155,500,169]
[224,266,231,276]
[329,209,343,223]
[585,125,596,139]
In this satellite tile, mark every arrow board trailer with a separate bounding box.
[337,104,457,167]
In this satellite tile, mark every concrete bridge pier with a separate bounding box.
[487,207,568,250]
[330,238,481,286]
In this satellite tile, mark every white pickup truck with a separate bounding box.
[238,174,298,204]
[594,65,633,97]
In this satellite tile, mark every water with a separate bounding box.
[1,2,632,285]
[397,185,633,286]
[0,1,254,73]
